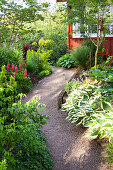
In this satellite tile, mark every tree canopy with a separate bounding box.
[0,0,49,47]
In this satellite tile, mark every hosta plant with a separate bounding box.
[57,53,75,68]
[62,82,113,126]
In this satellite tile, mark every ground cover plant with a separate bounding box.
[62,62,113,163]
[0,65,53,169]
[57,53,75,68]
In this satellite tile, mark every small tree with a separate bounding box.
[0,0,49,47]
[67,0,113,68]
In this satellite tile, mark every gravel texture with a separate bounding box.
[22,66,113,170]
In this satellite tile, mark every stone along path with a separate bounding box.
[22,66,113,170]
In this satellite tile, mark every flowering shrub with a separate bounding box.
[0,66,53,169]
[22,44,30,51]
[6,62,33,93]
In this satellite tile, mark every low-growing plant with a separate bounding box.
[85,110,113,140]
[62,82,113,126]
[37,70,51,79]
[65,81,81,94]
[89,67,113,86]
[57,54,75,68]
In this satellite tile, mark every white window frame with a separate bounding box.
[72,5,113,38]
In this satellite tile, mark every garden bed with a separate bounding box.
[58,67,88,108]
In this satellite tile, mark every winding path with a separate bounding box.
[22,67,112,170]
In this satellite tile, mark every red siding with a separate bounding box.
[69,25,113,56]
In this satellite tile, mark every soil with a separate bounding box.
[22,66,113,170]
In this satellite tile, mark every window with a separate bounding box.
[72,5,113,38]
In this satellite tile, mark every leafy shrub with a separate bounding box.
[26,50,52,79]
[15,71,33,93]
[45,33,67,64]
[62,83,98,125]
[0,66,53,169]
[71,45,90,69]
[6,67,33,94]
[83,38,96,64]
[26,50,40,76]
[57,54,75,68]
[0,47,22,69]
[38,49,52,63]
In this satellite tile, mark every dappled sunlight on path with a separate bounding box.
[22,66,113,170]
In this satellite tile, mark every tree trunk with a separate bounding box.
[95,42,99,69]
[95,24,99,69]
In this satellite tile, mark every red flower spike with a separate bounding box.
[15,65,18,73]
[12,64,14,72]
[24,68,27,77]
[7,62,10,72]
[6,82,9,86]
[19,63,22,72]
[31,48,32,51]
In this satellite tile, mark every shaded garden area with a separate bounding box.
[0,0,113,169]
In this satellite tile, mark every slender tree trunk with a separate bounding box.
[95,41,99,69]
[95,24,99,69]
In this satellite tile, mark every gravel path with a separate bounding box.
[22,66,113,170]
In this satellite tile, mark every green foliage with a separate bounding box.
[0,0,47,47]
[57,53,75,68]
[6,69,33,94]
[62,80,113,125]
[0,47,22,69]
[38,49,52,63]
[0,66,53,169]
[15,71,33,93]
[0,97,53,170]
[89,63,113,85]
[86,110,113,140]
[45,33,67,64]
[65,81,80,94]
[38,70,51,79]
[71,45,90,69]
[26,49,52,79]
[26,50,40,75]
[62,66,113,164]
[62,83,99,125]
